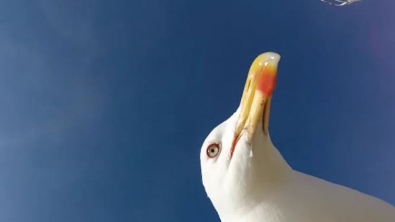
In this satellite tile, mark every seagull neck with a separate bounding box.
[251,134,293,191]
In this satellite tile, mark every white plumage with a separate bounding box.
[200,52,395,222]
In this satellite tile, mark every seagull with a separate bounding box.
[200,52,395,222]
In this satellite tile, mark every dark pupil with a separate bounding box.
[210,148,216,153]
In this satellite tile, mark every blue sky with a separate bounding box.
[0,0,394,221]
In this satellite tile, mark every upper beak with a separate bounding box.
[232,52,281,150]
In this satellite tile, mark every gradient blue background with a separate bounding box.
[0,0,394,221]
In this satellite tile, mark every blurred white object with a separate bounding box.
[320,0,362,6]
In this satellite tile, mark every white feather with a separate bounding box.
[200,109,395,222]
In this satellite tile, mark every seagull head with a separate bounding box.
[200,52,291,219]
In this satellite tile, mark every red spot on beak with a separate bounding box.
[257,68,277,97]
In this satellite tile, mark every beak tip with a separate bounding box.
[256,52,280,97]
[260,52,281,65]
[252,52,281,73]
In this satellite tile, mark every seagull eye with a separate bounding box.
[206,143,220,158]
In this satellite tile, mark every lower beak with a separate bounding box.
[233,52,281,146]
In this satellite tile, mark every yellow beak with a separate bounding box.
[234,52,281,144]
